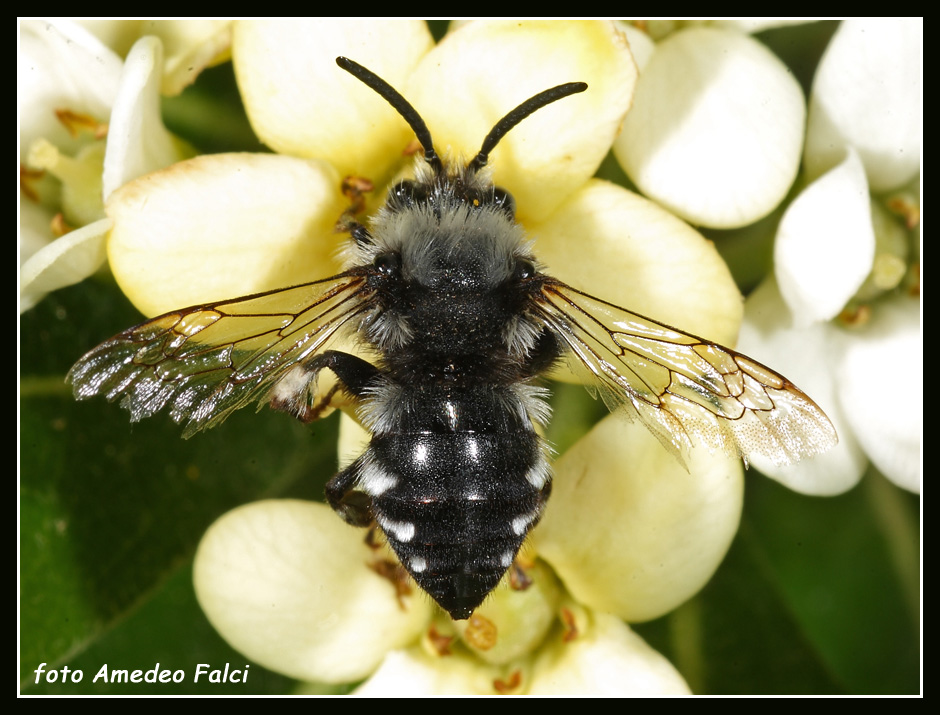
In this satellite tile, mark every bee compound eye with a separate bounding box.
[388,180,427,210]
[514,258,535,280]
[493,187,516,218]
[374,252,401,276]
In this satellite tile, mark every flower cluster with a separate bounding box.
[21,19,920,694]
[19,19,231,311]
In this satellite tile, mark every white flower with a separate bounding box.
[737,19,921,494]
[19,20,193,312]
[613,25,806,229]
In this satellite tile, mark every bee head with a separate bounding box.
[336,58,584,356]
[336,56,587,205]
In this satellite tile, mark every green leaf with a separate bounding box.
[21,280,340,694]
[635,470,920,694]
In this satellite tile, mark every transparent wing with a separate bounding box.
[68,271,374,437]
[534,281,838,467]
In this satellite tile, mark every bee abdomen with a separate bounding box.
[369,431,548,619]
[379,498,536,620]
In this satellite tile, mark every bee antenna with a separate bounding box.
[336,57,443,175]
[468,82,588,173]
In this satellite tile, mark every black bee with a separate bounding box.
[68,57,837,620]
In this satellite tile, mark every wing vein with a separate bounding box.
[532,279,837,466]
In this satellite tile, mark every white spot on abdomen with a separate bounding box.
[359,456,397,496]
[525,459,550,490]
[511,511,538,535]
[377,515,416,543]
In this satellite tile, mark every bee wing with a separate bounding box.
[534,281,838,467]
[68,271,374,437]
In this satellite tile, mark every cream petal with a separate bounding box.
[619,22,656,71]
[20,217,112,313]
[103,36,189,200]
[533,179,743,348]
[355,648,500,696]
[804,19,922,192]
[528,612,690,695]
[73,20,233,95]
[533,414,743,622]
[25,136,106,227]
[337,411,373,467]
[774,149,875,326]
[73,19,144,57]
[737,278,867,494]
[717,19,815,33]
[233,19,433,178]
[138,20,233,95]
[106,153,348,317]
[19,199,55,265]
[453,561,562,666]
[193,500,433,684]
[408,20,637,223]
[615,27,805,228]
[834,295,921,492]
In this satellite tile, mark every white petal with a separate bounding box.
[20,217,111,313]
[835,295,921,492]
[528,613,690,695]
[737,278,868,494]
[408,20,637,223]
[193,500,433,684]
[533,415,743,622]
[804,19,922,192]
[233,20,433,178]
[774,149,875,326]
[615,27,805,228]
[102,36,189,200]
[106,153,348,316]
[19,20,122,159]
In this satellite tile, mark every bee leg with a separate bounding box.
[336,175,375,246]
[336,216,373,246]
[521,327,565,377]
[325,458,374,527]
[305,350,380,398]
[269,350,380,423]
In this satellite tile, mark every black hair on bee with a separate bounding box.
[314,58,585,618]
[68,57,837,620]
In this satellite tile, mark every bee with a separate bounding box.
[68,57,837,620]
